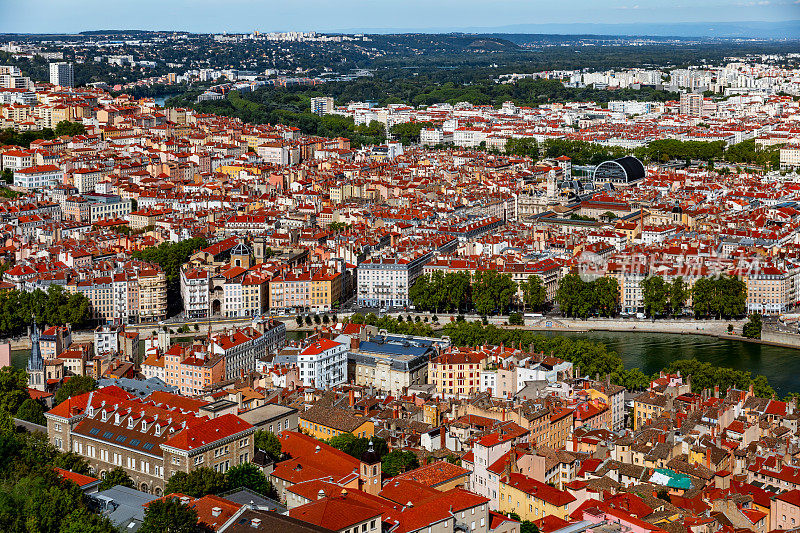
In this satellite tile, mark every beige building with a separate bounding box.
[44,387,255,495]
[138,268,168,322]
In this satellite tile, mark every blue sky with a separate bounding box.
[0,0,797,34]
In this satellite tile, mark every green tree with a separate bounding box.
[556,274,594,319]
[505,137,539,158]
[52,451,91,475]
[139,497,198,533]
[669,277,689,316]
[381,450,419,477]
[54,121,87,137]
[54,375,97,405]
[472,270,517,315]
[611,368,651,391]
[521,521,540,533]
[328,434,389,461]
[691,277,716,318]
[390,121,434,145]
[508,313,524,326]
[58,508,117,533]
[98,467,135,491]
[1,168,12,184]
[594,277,619,317]
[519,276,546,311]
[225,463,275,497]
[742,314,762,339]
[15,398,46,425]
[254,429,283,461]
[715,275,747,319]
[164,467,227,498]
[641,276,669,318]
[0,367,28,421]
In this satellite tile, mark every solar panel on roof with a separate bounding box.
[103,431,114,439]
[89,427,100,435]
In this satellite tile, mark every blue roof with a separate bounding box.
[358,341,429,358]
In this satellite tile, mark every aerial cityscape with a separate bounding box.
[1,2,800,532]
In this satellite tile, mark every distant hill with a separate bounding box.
[337,20,800,39]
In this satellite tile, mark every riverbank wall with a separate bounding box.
[522,317,745,336]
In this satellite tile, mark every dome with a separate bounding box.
[231,242,251,256]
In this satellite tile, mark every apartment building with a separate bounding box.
[268,267,341,314]
[49,62,74,87]
[181,267,210,320]
[746,266,789,315]
[297,337,347,389]
[138,268,167,322]
[498,473,577,522]
[44,387,255,495]
[14,164,61,190]
[211,327,266,381]
[310,96,334,116]
[429,348,487,397]
[780,144,800,170]
[163,343,225,396]
[357,252,431,309]
[67,267,168,324]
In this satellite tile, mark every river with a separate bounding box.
[538,330,800,397]
[12,330,800,397]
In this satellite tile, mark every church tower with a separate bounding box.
[27,317,45,391]
[359,439,382,495]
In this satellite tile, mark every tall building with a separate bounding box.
[49,62,74,88]
[310,96,334,116]
[679,92,702,117]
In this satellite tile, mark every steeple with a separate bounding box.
[27,316,43,372]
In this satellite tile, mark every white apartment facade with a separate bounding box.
[297,338,347,389]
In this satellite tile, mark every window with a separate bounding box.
[102,431,114,439]
[89,427,100,435]
[129,439,140,447]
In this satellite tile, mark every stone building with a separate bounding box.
[44,387,255,495]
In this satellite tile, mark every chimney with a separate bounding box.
[363,403,369,417]
[349,389,355,407]
[211,507,222,517]
[440,423,447,449]
[393,405,399,419]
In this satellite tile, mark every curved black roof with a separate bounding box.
[612,156,645,180]
[593,156,645,183]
